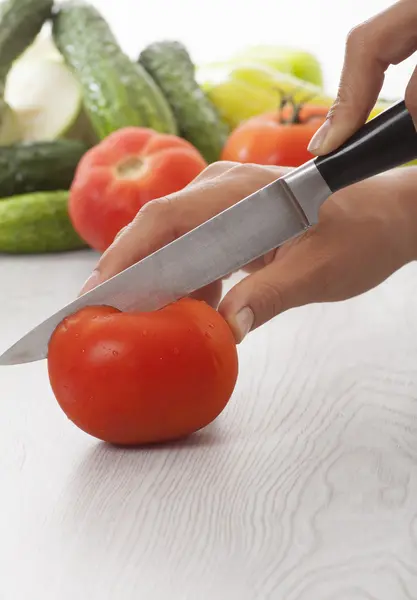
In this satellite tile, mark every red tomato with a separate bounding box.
[69,127,208,252]
[47,298,238,446]
[221,104,328,167]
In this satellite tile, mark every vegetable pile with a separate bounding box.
[0,0,401,256]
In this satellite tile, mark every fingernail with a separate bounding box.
[79,270,101,295]
[234,306,254,343]
[307,118,332,154]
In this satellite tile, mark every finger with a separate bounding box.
[219,171,416,342]
[219,229,329,342]
[80,163,288,294]
[308,0,417,155]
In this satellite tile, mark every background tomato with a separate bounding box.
[47,298,238,446]
[221,103,328,167]
[69,127,208,253]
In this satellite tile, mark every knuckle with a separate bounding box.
[232,163,269,178]
[346,22,367,52]
[201,160,238,178]
[225,163,280,191]
[187,161,240,188]
[136,195,173,220]
[130,195,177,238]
[204,161,221,174]
[113,224,128,242]
[209,160,237,172]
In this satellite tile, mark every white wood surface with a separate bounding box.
[1,251,417,599]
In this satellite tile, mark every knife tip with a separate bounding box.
[0,344,43,366]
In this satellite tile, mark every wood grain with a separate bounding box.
[1,250,417,600]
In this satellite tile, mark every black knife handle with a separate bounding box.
[315,100,417,193]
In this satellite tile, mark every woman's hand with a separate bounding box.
[81,162,417,343]
[308,0,417,155]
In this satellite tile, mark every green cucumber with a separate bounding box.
[0,0,53,80]
[139,41,229,163]
[52,1,177,139]
[0,139,88,198]
[0,190,87,253]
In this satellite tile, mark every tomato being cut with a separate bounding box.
[69,127,208,252]
[221,101,328,167]
[47,298,238,446]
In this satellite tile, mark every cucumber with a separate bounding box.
[0,0,53,80]
[52,1,177,139]
[0,190,87,253]
[139,41,229,163]
[0,139,88,198]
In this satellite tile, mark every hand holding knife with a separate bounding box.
[1,100,417,366]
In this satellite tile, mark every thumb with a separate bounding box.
[308,27,385,156]
[219,233,330,342]
[308,0,417,155]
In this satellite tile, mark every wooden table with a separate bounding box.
[1,250,417,599]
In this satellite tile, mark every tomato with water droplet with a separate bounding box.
[47,298,238,445]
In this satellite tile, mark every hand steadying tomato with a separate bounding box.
[221,100,328,167]
[69,127,208,252]
[47,298,238,446]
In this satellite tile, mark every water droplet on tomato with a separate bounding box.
[142,330,148,336]
[112,350,118,357]
[208,322,215,329]
[173,347,179,356]
[204,332,212,339]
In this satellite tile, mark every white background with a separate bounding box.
[91,0,415,98]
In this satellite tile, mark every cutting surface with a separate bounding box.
[1,250,417,600]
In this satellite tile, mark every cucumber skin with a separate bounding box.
[0,0,53,80]
[0,190,87,253]
[139,41,230,163]
[0,139,88,198]
[52,1,177,139]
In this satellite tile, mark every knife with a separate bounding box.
[1,99,417,366]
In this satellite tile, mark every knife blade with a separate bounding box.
[1,99,417,365]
